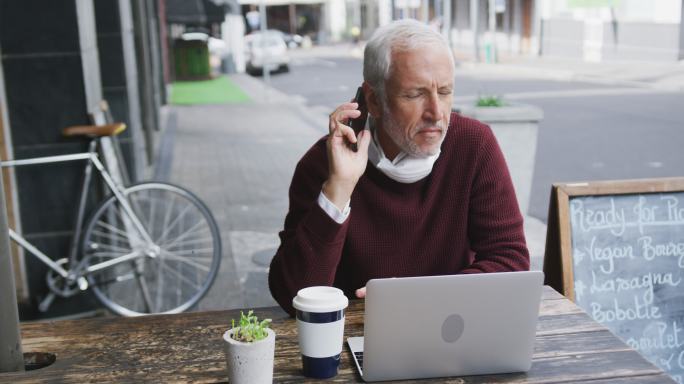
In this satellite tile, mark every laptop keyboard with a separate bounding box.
[354,351,364,371]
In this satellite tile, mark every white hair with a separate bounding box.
[363,19,454,101]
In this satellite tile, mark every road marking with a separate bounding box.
[565,182,590,187]
[291,58,337,67]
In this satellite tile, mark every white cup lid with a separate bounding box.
[292,286,348,313]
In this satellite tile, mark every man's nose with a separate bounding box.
[423,92,443,122]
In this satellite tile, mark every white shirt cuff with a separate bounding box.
[318,191,351,224]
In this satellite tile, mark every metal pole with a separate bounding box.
[680,0,684,60]
[488,0,497,63]
[289,4,297,35]
[442,0,451,45]
[0,171,24,372]
[470,0,480,61]
[356,0,362,33]
[259,0,270,101]
[422,0,429,23]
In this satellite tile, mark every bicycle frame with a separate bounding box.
[1,139,155,283]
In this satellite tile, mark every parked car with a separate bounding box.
[244,30,290,75]
[282,33,303,49]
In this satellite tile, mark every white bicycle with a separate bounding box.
[2,121,221,316]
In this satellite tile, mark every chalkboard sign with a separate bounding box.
[543,177,684,383]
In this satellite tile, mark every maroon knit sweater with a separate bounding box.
[269,113,529,315]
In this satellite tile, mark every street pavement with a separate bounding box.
[160,77,324,313]
[160,46,684,312]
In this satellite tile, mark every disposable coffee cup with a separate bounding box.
[292,286,348,379]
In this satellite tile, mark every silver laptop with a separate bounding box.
[347,271,544,382]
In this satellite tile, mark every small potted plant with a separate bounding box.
[454,94,543,217]
[476,94,506,107]
[222,310,275,384]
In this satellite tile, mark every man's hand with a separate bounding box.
[355,287,366,298]
[324,102,371,210]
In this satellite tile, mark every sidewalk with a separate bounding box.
[292,43,684,91]
[456,54,684,92]
[162,72,547,311]
[162,74,324,312]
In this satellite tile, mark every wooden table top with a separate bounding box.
[0,286,674,383]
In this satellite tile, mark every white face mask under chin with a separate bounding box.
[367,120,441,184]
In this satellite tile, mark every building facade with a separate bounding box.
[0,0,165,319]
[277,0,683,63]
[538,0,684,62]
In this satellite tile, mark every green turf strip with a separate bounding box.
[170,76,250,105]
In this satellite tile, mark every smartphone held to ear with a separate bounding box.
[349,87,368,152]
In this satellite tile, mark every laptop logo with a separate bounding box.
[441,314,465,343]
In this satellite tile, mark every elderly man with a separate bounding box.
[269,20,529,315]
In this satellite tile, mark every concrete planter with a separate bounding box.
[222,328,275,384]
[454,102,543,216]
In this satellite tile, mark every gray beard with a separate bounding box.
[378,106,448,158]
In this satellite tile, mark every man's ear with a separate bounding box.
[362,81,382,118]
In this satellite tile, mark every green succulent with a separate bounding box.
[231,310,272,343]
[476,95,506,107]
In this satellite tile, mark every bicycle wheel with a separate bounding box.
[81,182,221,316]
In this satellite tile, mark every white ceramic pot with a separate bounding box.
[454,102,543,216]
[222,328,275,384]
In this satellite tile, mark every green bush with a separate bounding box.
[231,310,272,342]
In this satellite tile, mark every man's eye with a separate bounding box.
[405,93,421,99]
